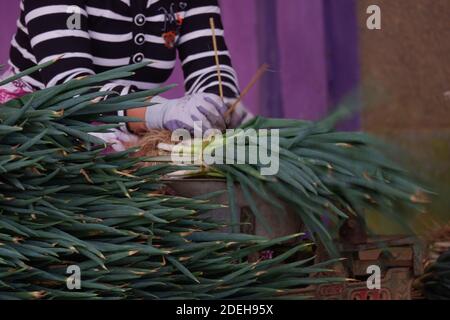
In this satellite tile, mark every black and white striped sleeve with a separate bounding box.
[22,0,134,95]
[177,0,240,99]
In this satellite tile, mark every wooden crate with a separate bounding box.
[338,236,425,277]
[285,236,426,300]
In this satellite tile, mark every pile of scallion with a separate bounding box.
[0,62,343,300]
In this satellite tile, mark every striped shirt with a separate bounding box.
[9,0,240,98]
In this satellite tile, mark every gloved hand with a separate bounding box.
[211,97,254,128]
[145,93,228,133]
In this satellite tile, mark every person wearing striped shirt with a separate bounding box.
[2,0,251,144]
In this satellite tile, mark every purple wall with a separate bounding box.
[278,0,329,120]
[0,0,359,125]
[0,0,20,66]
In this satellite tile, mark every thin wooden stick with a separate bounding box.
[209,17,224,102]
[225,63,269,118]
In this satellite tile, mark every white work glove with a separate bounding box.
[89,129,139,153]
[145,93,228,133]
[222,97,254,128]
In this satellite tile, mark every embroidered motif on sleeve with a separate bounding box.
[159,1,187,49]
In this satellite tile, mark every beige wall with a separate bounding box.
[358,0,450,130]
[358,0,450,223]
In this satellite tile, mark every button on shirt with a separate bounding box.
[134,13,146,26]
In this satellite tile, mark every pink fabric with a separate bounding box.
[0,67,33,103]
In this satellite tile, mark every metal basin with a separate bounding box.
[163,178,303,239]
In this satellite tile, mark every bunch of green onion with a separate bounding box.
[152,95,432,255]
